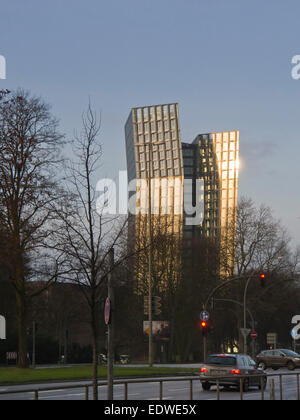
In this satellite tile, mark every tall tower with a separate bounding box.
[193,131,239,236]
[125,103,184,293]
[125,103,240,288]
[193,131,239,276]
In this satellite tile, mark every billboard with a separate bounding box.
[143,321,170,342]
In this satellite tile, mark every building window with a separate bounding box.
[143,108,149,120]
[163,105,168,118]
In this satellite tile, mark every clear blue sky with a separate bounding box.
[1,0,300,246]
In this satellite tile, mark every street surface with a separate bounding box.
[0,368,299,400]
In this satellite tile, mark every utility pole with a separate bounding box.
[147,145,153,368]
[107,247,115,400]
[134,140,164,367]
[243,276,254,355]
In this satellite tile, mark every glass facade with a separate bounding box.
[125,103,240,289]
[125,104,184,293]
[192,131,239,237]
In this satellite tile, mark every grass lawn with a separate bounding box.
[0,365,199,385]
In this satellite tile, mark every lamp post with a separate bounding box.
[204,273,256,354]
[134,140,164,367]
[213,298,256,357]
[243,276,254,355]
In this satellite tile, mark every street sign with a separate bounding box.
[291,329,298,340]
[240,328,251,338]
[251,331,258,339]
[200,311,210,322]
[0,315,6,340]
[104,298,111,325]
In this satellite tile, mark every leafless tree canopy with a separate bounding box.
[0,89,67,367]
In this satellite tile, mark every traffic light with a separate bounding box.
[201,321,208,337]
[259,273,266,288]
[153,296,162,316]
[144,296,162,316]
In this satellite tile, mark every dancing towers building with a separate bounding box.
[125,103,239,292]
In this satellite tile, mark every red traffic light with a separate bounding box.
[259,273,267,288]
[200,320,209,337]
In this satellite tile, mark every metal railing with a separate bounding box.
[0,372,299,400]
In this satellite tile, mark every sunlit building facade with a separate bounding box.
[125,103,239,290]
[125,103,184,293]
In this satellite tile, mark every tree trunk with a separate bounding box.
[16,288,28,368]
[91,302,99,400]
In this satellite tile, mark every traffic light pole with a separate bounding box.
[243,275,255,355]
[203,334,207,361]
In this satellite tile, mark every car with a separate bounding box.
[256,349,300,371]
[199,354,267,392]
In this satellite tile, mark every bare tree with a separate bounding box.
[0,89,68,368]
[218,197,300,350]
[51,102,139,400]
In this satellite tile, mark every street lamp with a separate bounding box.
[204,273,257,355]
[134,140,164,367]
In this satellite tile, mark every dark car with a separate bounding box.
[199,354,267,392]
[256,349,300,371]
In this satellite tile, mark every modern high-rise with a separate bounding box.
[125,103,184,293]
[125,103,239,290]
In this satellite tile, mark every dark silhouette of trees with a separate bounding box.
[0,89,70,367]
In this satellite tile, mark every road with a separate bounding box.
[0,368,299,400]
